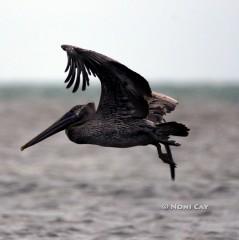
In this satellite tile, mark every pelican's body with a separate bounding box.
[67,117,155,147]
[21,45,189,180]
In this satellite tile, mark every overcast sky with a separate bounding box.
[1,0,239,84]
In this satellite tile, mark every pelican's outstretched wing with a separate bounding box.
[146,91,178,123]
[61,45,152,118]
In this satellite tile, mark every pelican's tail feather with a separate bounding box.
[156,122,190,137]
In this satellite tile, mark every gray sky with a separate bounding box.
[1,0,239,84]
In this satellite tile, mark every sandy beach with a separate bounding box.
[0,86,238,239]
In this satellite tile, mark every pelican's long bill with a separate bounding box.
[20,111,78,151]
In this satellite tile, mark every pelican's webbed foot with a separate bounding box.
[156,144,176,181]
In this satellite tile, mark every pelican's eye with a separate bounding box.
[70,105,85,117]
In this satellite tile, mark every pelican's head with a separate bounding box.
[21,102,95,151]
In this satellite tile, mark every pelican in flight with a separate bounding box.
[21,45,189,180]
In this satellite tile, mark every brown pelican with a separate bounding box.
[21,45,189,180]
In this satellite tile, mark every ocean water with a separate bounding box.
[1,84,239,102]
[0,84,239,240]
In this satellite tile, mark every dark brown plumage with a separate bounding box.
[21,45,189,180]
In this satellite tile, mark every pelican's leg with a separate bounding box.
[156,143,176,180]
